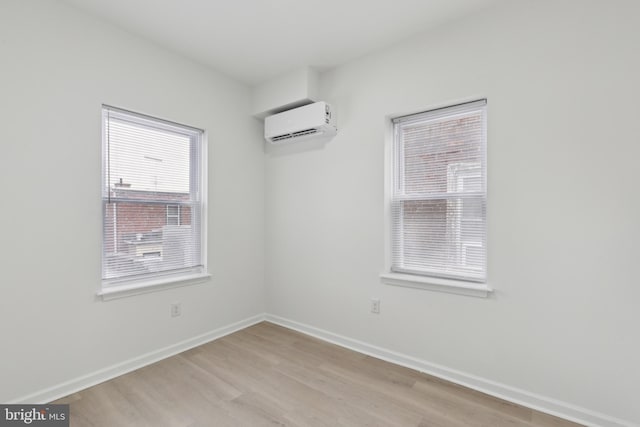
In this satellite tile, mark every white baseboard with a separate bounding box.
[8,312,635,427]
[8,314,266,405]
[265,314,635,427]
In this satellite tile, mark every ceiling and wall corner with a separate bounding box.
[58,0,506,85]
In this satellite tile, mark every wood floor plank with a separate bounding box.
[275,359,424,426]
[52,322,584,427]
[317,358,524,427]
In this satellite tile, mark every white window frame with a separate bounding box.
[99,106,209,300]
[166,204,181,226]
[380,99,492,298]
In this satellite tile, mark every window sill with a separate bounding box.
[98,273,211,301]
[380,272,492,298]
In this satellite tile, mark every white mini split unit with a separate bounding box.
[264,101,337,144]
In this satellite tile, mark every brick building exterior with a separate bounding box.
[103,186,193,278]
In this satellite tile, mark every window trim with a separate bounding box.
[380,99,492,298]
[167,204,181,225]
[98,271,211,301]
[99,105,209,300]
[380,272,491,298]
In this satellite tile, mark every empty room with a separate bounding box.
[1,0,638,426]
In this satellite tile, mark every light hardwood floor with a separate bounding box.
[54,322,583,426]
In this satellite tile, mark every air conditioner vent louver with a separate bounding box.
[271,128,320,142]
[264,102,337,144]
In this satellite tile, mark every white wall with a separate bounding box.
[265,0,640,424]
[0,0,264,402]
[2,0,638,424]
[252,66,319,118]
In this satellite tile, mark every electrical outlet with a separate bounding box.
[371,298,380,314]
[171,303,182,317]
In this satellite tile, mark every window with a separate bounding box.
[389,100,487,285]
[101,106,206,295]
[166,205,181,225]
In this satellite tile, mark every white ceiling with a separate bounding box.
[61,0,500,85]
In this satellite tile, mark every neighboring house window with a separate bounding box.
[390,99,487,283]
[102,106,206,293]
[166,205,181,225]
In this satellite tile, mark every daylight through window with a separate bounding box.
[102,106,205,289]
[391,100,487,282]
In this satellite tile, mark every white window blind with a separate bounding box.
[391,100,487,282]
[102,106,205,288]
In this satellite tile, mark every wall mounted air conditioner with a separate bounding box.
[264,101,337,144]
